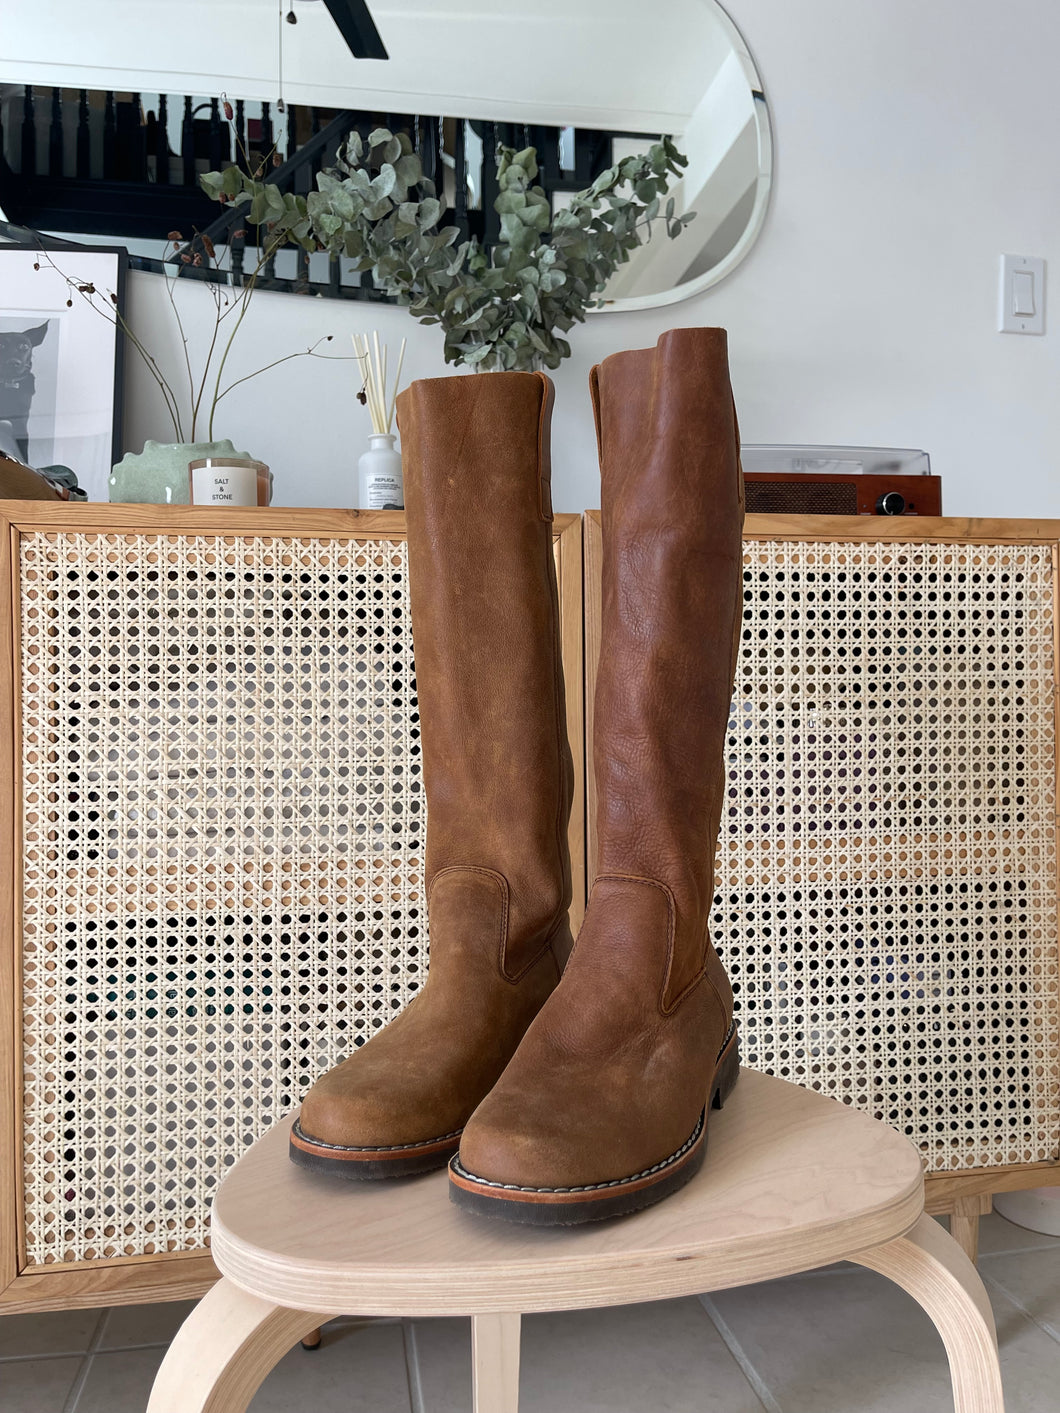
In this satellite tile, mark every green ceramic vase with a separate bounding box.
[109,439,255,504]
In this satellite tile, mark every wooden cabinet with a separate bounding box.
[3,505,1058,1312]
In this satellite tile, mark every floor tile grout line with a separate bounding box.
[61,1307,112,1413]
[982,1270,1060,1347]
[92,1338,176,1354]
[0,1337,182,1364]
[698,1294,785,1413]
[979,1243,1060,1260]
[0,1349,98,1364]
[402,1318,427,1413]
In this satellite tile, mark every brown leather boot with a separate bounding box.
[290,371,574,1178]
[450,328,743,1222]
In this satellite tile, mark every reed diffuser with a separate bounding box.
[354,332,407,509]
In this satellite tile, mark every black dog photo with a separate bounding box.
[0,316,59,466]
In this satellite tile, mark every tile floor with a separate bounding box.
[1,1213,1058,1412]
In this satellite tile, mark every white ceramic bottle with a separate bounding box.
[358,434,404,509]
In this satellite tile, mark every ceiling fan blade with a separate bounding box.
[322,0,389,60]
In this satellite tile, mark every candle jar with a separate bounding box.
[188,456,272,506]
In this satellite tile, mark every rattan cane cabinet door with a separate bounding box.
[0,506,583,1312]
[584,516,1060,1187]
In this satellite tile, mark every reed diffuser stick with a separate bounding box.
[353,331,406,434]
[386,339,407,431]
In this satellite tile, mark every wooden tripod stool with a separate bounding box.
[147,1070,1005,1413]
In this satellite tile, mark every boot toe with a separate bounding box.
[298,1072,404,1150]
[458,1087,630,1192]
[457,1107,552,1190]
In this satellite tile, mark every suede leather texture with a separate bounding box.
[459,327,744,1190]
[297,370,574,1150]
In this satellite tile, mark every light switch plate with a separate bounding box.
[999,254,1045,334]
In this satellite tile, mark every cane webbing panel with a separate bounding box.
[19,531,424,1263]
[719,538,1060,1171]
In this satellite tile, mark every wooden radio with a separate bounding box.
[741,446,941,517]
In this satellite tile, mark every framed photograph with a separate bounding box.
[0,244,126,501]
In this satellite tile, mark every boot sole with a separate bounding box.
[448,1025,740,1225]
[289,1119,462,1180]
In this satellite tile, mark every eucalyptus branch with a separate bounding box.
[203,128,693,374]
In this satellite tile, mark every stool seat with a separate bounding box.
[210,1069,923,1315]
[149,1070,1006,1413]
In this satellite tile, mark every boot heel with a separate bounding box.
[710,1026,740,1111]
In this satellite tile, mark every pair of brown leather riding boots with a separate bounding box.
[290,327,744,1225]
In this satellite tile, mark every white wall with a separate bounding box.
[121,0,1060,516]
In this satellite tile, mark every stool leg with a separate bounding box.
[853,1212,1004,1413]
[471,1312,521,1413]
[948,1195,991,1264]
[146,1277,332,1413]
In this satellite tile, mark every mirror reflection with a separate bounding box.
[0,2,771,312]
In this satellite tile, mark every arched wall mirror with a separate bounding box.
[0,0,772,310]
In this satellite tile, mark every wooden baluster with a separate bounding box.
[230,223,246,282]
[21,86,36,177]
[532,124,561,202]
[570,126,608,186]
[452,116,468,242]
[416,115,439,190]
[208,97,225,170]
[285,103,297,161]
[182,95,196,186]
[480,121,499,245]
[155,93,170,184]
[294,126,313,290]
[130,93,148,181]
[261,108,278,283]
[583,128,610,183]
[351,113,376,297]
[235,99,247,170]
[49,87,64,177]
[76,89,91,178]
[103,90,117,179]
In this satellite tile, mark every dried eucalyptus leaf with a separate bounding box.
[205,133,691,374]
[371,167,397,200]
[395,154,422,185]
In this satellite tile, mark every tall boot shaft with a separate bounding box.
[291,370,574,1177]
[450,330,745,1221]
[589,326,743,1000]
[397,371,574,973]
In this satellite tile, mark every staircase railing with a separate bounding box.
[1,86,630,304]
